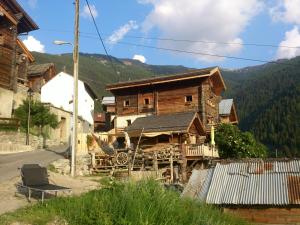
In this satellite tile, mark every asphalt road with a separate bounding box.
[0,145,68,183]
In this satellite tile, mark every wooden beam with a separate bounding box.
[16,38,34,62]
[0,5,18,25]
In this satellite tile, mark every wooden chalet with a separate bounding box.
[219,98,238,124]
[28,63,56,92]
[0,0,38,91]
[106,67,226,136]
[94,67,237,182]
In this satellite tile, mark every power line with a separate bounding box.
[84,0,119,78]
[40,28,300,49]
[37,29,298,67]
[115,41,298,67]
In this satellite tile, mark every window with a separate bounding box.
[144,98,150,105]
[185,95,193,102]
[127,119,131,126]
[124,100,130,107]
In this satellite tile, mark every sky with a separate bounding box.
[18,0,300,69]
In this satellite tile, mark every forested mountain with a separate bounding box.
[32,52,188,98]
[32,52,300,156]
[224,57,300,157]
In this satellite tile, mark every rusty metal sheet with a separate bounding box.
[183,160,300,206]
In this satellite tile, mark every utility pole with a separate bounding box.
[71,0,80,177]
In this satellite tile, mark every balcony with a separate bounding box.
[184,144,219,158]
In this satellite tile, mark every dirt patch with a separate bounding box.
[0,172,100,215]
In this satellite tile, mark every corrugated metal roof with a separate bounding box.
[182,160,300,206]
[181,169,209,198]
[102,96,115,105]
[219,99,233,115]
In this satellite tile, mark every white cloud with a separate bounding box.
[81,4,98,19]
[276,26,300,59]
[22,35,45,53]
[139,0,263,62]
[28,0,37,9]
[108,20,138,44]
[270,0,300,24]
[133,54,146,63]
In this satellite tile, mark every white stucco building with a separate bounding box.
[41,72,96,125]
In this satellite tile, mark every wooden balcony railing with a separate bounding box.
[184,144,219,158]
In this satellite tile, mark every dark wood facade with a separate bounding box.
[28,63,56,92]
[0,0,38,91]
[107,67,225,130]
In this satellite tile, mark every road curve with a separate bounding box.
[0,145,68,183]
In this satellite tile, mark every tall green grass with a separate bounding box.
[0,180,248,225]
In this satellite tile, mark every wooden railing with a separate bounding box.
[185,144,219,158]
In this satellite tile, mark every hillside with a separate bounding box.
[32,52,188,98]
[224,57,300,156]
[32,52,300,156]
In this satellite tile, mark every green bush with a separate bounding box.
[216,123,268,158]
[0,180,248,225]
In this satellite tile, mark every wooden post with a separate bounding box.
[91,152,96,168]
[170,149,174,183]
[10,26,18,92]
[153,152,158,177]
[128,149,132,177]
[155,90,159,115]
[71,0,80,178]
[181,144,187,183]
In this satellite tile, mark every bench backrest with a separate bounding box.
[21,164,49,186]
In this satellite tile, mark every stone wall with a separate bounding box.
[224,207,300,224]
[50,154,92,176]
[0,131,42,150]
[0,131,65,153]
[13,84,41,111]
[0,87,14,118]
[47,105,72,145]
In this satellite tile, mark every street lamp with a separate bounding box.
[53,40,78,177]
[53,40,73,46]
[53,0,79,177]
[26,88,34,145]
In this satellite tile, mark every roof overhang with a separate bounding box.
[84,82,98,100]
[106,67,226,92]
[126,112,206,137]
[0,0,39,33]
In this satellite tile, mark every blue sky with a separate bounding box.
[19,0,300,69]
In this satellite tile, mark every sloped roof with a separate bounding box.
[28,63,55,77]
[0,0,39,33]
[219,99,233,115]
[183,160,300,206]
[125,112,203,134]
[106,67,226,92]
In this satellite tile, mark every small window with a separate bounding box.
[185,95,193,102]
[127,119,131,126]
[144,98,150,105]
[124,100,130,107]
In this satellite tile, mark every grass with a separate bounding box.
[0,180,248,225]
